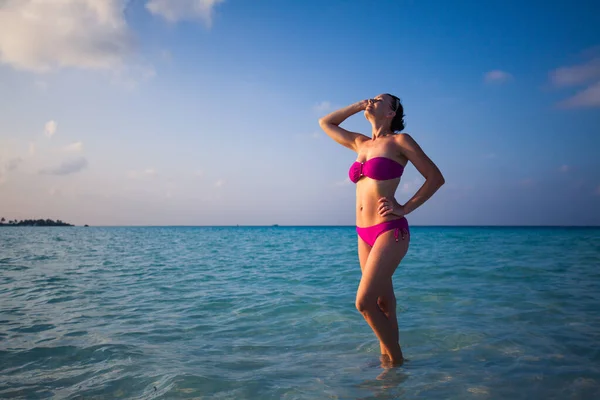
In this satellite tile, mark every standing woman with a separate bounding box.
[318,94,445,366]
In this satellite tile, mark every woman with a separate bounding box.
[318,94,445,366]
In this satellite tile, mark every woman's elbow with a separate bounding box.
[318,117,333,128]
[427,173,445,188]
[438,175,445,186]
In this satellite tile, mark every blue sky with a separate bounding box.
[0,0,599,226]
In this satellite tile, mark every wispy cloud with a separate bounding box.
[40,157,88,176]
[557,81,600,109]
[334,177,351,186]
[44,120,57,138]
[144,168,157,177]
[109,64,157,90]
[215,179,224,187]
[146,0,225,27]
[313,101,334,113]
[29,142,36,156]
[64,141,84,153]
[401,177,424,193]
[549,58,600,87]
[128,167,158,179]
[484,70,513,84]
[550,52,600,109]
[0,0,134,72]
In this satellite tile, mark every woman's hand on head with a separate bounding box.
[378,197,405,218]
[357,99,369,110]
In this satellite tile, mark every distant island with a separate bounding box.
[0,218,74,227]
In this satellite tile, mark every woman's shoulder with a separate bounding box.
[394,132,414,142]
[394,133,421,148]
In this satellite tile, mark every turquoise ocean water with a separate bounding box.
[1,226,599,399]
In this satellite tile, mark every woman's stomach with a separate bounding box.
[355,178,402,227]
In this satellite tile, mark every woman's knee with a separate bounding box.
[355,293,378,313]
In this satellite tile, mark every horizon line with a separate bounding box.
[28,224,600,228]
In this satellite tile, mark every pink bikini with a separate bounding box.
[350,157,410,247]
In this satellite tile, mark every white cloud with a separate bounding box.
[215,179,224,187]
[146,0,224,27]
[44,120,57,138]
[194,170,204,178]
[557,81,600,109]
[549,58,600,87]
[0,0,134,72]
[29,142,36,156]
[40,157,88,175]
[64,141,84,153]
[484,70,513,84]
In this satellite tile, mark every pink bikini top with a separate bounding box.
[348,157,405,183]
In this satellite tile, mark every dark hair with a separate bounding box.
[386,93,405,132]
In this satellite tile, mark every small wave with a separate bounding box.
[47,296,77,304]
[11,323,55,333]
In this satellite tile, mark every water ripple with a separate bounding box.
[1,226,599,399]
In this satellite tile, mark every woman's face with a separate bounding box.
[365,94,395,119]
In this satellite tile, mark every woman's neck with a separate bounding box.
[371,123,394,139]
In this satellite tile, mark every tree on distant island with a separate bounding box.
[0,218,74,227]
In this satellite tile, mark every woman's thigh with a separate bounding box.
[357,230,410,299]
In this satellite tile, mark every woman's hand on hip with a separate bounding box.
[378,197,405,218]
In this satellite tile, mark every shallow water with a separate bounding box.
[1,226,599,399]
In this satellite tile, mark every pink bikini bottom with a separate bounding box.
[356,218,410,247]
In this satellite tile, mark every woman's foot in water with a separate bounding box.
[380,353,405,368]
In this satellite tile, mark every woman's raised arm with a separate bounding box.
[318,101,370,152]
